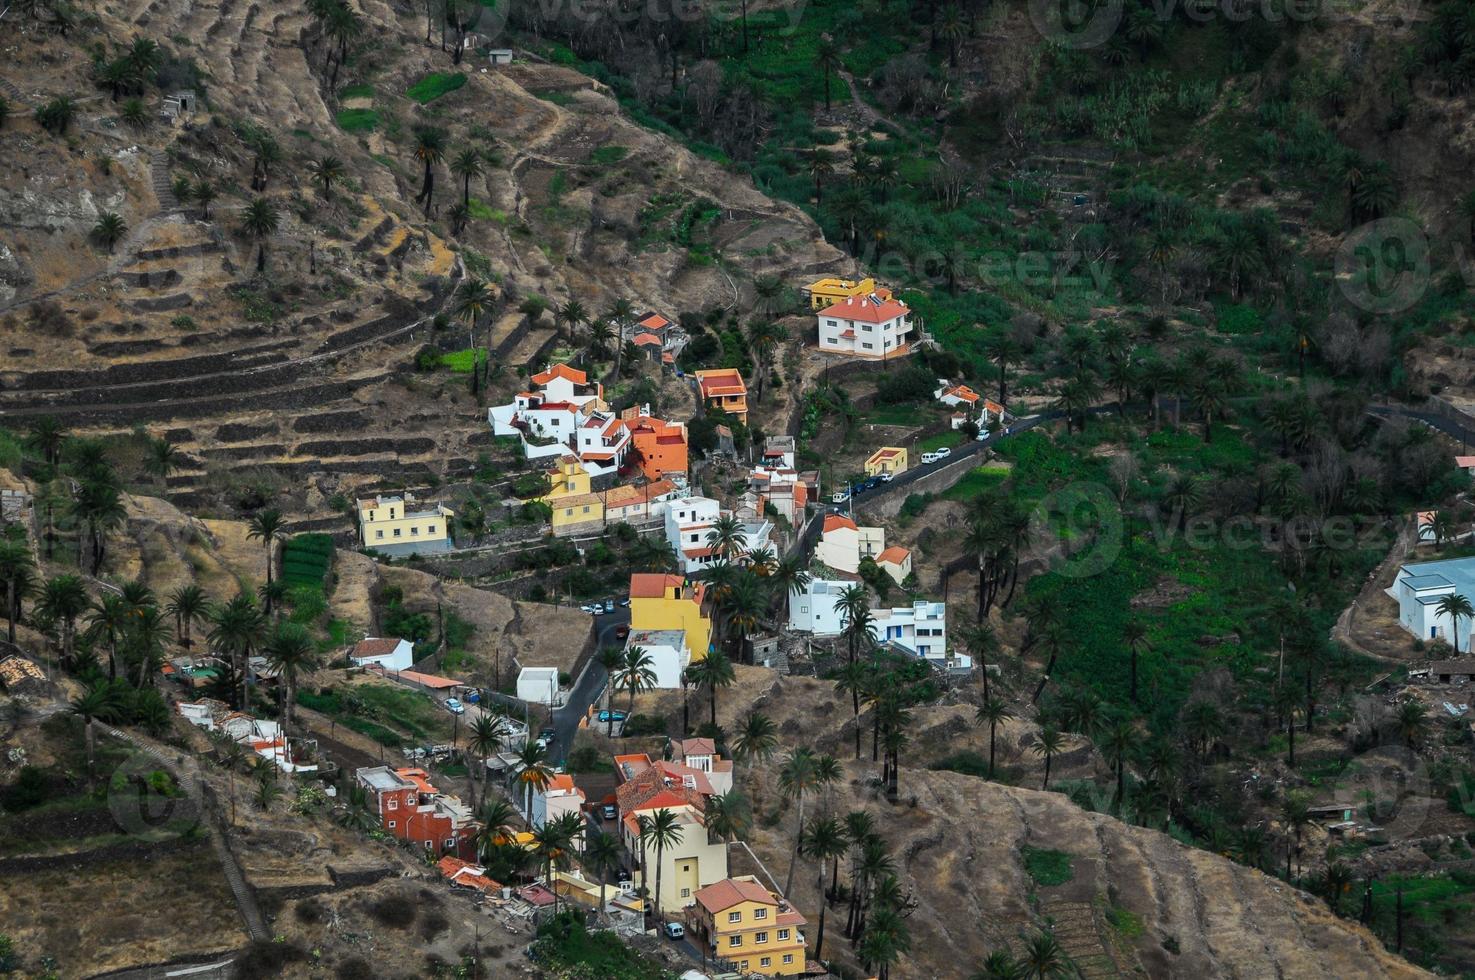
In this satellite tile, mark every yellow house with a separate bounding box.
[357,493,454,554]
[691,876,807,977]
[864,446,908,477]
[803,276,890,310]
[542,455,604,531]
[628,573,712,661]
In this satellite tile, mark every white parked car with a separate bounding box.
[444,698,465,715]
[831,489,850,503]
[879,471,895,482]
[934,446,952,460]
[920,451,939,465]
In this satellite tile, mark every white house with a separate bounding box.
[1389,557,1475,648]
[763,436,797,471]
[816,514,886,575]
[816,293,914,359]
[664,495,773,573]
[789,581,951,664]
[488,365,630,475]
[517,666,562,706]
[788,579,852,635]
[670,737,733,795]
[871,600,948,662]
[625,629,690,689]
[874,546,913,585]
[350,637,415,673]
[529,772,586,839]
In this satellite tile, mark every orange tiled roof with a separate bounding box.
[876,546,911,565]
[633,332,663,346]
[694,877,777,914]
[823,514,857,534]
[532,363,588,386]
[629,573,685,598]
[695,369,746,397]
[819,293,909,324]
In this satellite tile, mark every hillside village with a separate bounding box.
[10,0,1475,974]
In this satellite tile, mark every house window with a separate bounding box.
[681,888,690,898]
[755,931,768,944]
[760,958,771,968]
[753,908,767,921]
[411,526,419,535]
[683,864,691,872]
[783,954,794,964]
[393,528,402,538]
[387,820,396,829]
[862,342,873,350]
[424,841,433,851]
[387,798,398,810]
[565,509,574,517]
[728,935,742,948]
[728,912,742,924]
[582,506,591,514]
[375,530,384,539]
[778,929,790,941]
[444,838,455,849]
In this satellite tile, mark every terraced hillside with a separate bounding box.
[0,0,847,512]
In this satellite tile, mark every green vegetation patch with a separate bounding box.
[532,912,669,979]
[297,683,452,747]
[589,145,628,165]
[338,83,374,100]
[440,348,487,373]
[941,464,1010,502]
[335,108,380,132]
[1022,846,1075,887]
[280,533,334,590]
[406,72,467,104]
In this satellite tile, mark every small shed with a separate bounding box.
[517,666,560,705]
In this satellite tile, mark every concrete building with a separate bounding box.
[664,496,772,574]
[529,772,586,840]
[816,514,885,575]
[694,369,749,424]
[870,600,948,661]
[517,666,562,706]
[874,546,913,586]
[625,628,691,689]
[803,275,890,310]
[864,446,908,478]
[614,753,727,914]
[357,493,454,555]
[355,766,479,859]
[622,406,689,481]
[787,578,851,636]
[542,455,605,532]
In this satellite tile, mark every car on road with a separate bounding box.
[602,803,618,820]
[920,451,939,464]
[597,709,627,724]
[444,698,465,715]
[934,446,952,460]
[618,597,630,607]
[663,922,685,941]
[862,476,883,490]
[580,603,600,614]
[831,489,850,503]
[537,726,556,746]
[879,471,895,482]
[603,599,615,613]
[614,624,630,640]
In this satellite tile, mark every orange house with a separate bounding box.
[622,408,689,481]
[694,369,749,424]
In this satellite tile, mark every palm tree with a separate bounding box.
[207,593,266,711]
[685,649,735,729]
[1099,718,1140,810]
[1163,474,1200,534]
[1435,593,1474,653]
[27,416,66,467]
[466,713,506,808]
[1121,620,1149,704]
[719,574,764,662]
[615,646,657,717]
[120,97,148,130]
[246,508,286,596]
[779,748,818,898]
[312,155,346,196]
[166,584,209,652]
[514,738,553,817]
[769,555,811,622]
[1020,930,1069,979]
[34,96,76,135]
[810,149,835,205]
[192,178,217,222]
[129,603,170,687]
[973,951,1026,980]
[264,622,318,740]
[976,696,1013,778]
[240,198,279,274]
[71,477,124,576]
[939,5,966,67]
[451,147,483,208]
[835,659,870,760]
[70,682,121,777]
[704,514,749,562]
[1182,699,1224,764]
[1281,790,1312,878]
[85,592,129,680]
[556,299,588,346]
[705,789,752,843]
[816,38,841,110]
[146,437,180,485]
[36,574,90,666]
[641,807,683,922]
[1395,700,1427,747]
[0,541,34,646]
[413,126,447,215]
[91,212,127,253]
[983,333,1020,408]
[1034,727,1064,790]
[583,829,622,919]
[801,816,848,958]
[731,709,777,774]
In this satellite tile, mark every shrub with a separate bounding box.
[621,713,668,737]
[368,893,417,928]
[1021,846,1074,887]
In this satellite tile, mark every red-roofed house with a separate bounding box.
[694,369,749,424]
[817,292,914,359]
[349,637,414,672]
[529,773,587,845]
[621,406,689,481]
[817,513,886,574]
[488,363,616,469]
[612,752,727,914]
[437,856,502,893]
[356,766,479,859]
[690,876,807,976]
[875,546,913,585]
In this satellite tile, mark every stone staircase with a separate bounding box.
[1039,901,1125,979]
[150,149,180,213]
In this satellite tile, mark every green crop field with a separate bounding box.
[406,72,466,104]
[280,534,333,589]
[335,108,379,132]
